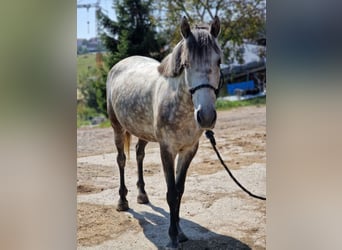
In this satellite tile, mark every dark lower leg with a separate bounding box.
[117,149,129,211]
[175,175,186,223]
[110,114,129,211]
[174,144,199,242]
[175,177,188,243]
[160,145,178,248]
[136,139,149,204]
[166,187,179,248]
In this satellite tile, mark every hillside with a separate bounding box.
[77,53,97,82]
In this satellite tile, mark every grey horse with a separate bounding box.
[106,16,222,249]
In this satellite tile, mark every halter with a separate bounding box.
[188,69,225,98]
[189,84,219,96]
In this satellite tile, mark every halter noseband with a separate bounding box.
[189,84,220,96]
[188,69,225,98]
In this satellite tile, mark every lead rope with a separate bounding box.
[205,130,266,201]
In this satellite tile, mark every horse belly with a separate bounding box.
[122,116,157,142]
[113,89,157,142]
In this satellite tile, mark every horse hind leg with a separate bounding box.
[136,139,149,204]
[109,107,130,211]
[113,130,130,211]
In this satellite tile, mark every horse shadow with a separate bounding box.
[127,202,251,250]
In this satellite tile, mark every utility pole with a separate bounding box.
[77,0,102,52]
[77,0,101,38]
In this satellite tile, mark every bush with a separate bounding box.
[77,103,99,127]
[216,96,266,110]
[78,64,107,117]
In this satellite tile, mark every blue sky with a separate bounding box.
[77,0,116,39]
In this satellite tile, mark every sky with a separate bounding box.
[77,0,116,39]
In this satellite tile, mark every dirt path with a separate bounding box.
[77,106,266,249]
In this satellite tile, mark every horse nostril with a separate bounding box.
[212,110,217,124]
[197,111,202,124]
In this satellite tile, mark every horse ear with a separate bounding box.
[210,16,220,38]
[180,16,191,38]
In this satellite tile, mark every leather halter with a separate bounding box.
[189,84,220,96]
[188,70,225,98]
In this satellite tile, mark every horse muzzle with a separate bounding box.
[196,108,217,129]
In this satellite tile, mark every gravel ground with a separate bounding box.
[77,106,266,250]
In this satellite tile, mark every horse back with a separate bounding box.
[107,56,161,142]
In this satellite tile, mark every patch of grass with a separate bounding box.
[99,119,111,128]
[77,52,109,76]
[77,118,111,128]
[77,119,92,128]
[216,96,266,111]
[77,103,98,128]
[77,53,97,76]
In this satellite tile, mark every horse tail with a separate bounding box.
[124,131,131,160]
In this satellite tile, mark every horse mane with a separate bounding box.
[158,26,221,78]
[158,41,185,77]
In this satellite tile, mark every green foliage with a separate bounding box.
[78,67,107,116]
[98,0,164,67]
[113,29,131,63]
[77,53,108,123]
[95,66,109,116]
[215,96,266,110]
[156,0,266,62]
[77,102,98,127]
[79,0,168,125]
[77,54,97,81]
[99,119,111,128]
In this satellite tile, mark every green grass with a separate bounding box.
[77,53,97,80]
[77,119,92,128]
[77,52,109,75]
[99,120,111,128]
[215,96,266,110]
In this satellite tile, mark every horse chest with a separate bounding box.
[157,101,201,148]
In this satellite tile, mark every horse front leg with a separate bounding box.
[175,143,199,243]
[160,144,178,249]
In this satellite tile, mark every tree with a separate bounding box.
[78,65,107,116]
[81,0,265,120]
[97,0,164,67]
[155,0,266,63]
[87,0,165,118]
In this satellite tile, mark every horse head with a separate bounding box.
[181,16,222,129]
[158,16,222,129]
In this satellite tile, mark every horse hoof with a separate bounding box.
[116,200,129,211]
[137,193,149,204]
[178,232,188,243]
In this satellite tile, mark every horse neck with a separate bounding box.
[172,73,193,111]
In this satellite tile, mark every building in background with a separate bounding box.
[77,37,106,54]
[221,41,266,97]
